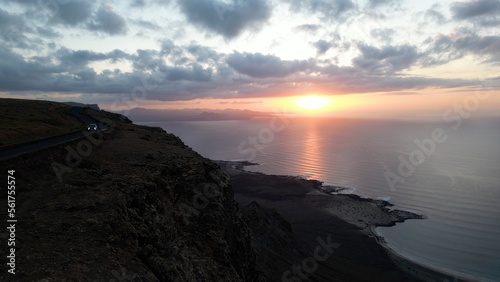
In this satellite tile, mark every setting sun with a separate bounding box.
[294,95,332,111]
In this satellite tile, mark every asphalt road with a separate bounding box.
[0,108,102,161]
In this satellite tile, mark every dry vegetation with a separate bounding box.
[0,98,83,147]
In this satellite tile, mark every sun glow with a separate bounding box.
[294,95,332,111]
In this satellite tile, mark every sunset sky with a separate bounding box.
[1,0,499,118]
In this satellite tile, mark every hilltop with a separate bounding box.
[0,98,83,147]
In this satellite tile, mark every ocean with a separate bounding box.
[140,117,500,281]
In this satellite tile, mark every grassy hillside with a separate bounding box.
[0,98,83,147]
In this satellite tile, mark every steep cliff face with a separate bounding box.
[242,201,303,281]
[0,109,260,281]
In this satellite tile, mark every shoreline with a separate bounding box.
[369,226,478,282]
[216,160,473,282]
[217,160,426,228]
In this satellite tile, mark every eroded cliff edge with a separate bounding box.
[0,109,261,281]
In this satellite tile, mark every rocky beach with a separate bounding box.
[218,160,468,282]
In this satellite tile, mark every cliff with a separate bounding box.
[62,102,101,111]
[0,101,439,282]
[0,108,261,281]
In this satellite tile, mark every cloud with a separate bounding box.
[130,0,167,7]
[424,8,446,24]
[286,0,355,19]
[177,0,271,39]
[291,63,476,95]
[10,1,130,37]
[367,0,398,8]
[455,35,500,62]
[0,8,23,28]
[162,65,213,82]
[186,44,222,63]
[133,19,162,30]
[0,43,479,103]
[352,44,421,73]
[423,33,500,66]
[313,40,334,55]
[451,0,500,20]
[132,49,162,70]
[3,0,498,108]
[0,45,134,94]
[55,48,130,68]
[226,52,311,78]
[200,67,475,100]
[57,49,108,66]
[296,24,322,34]
[88,6,128,35]
[0,8,32,48]
[50,0,95,26]
[73,69,97,82]
[36,26,60,38]
[219,100,263,105]
[130,0,147,7]
[370,28,395,43]
[0,1,493,103]
[0,46,63,91]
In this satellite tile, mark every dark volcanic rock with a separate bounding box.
[242,201,303,281]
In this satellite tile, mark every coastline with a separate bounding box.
[216,160,469,282]
[369,226,478,282]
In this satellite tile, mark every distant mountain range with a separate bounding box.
[120,108,273,122]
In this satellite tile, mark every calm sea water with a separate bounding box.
[140,117,500,281]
